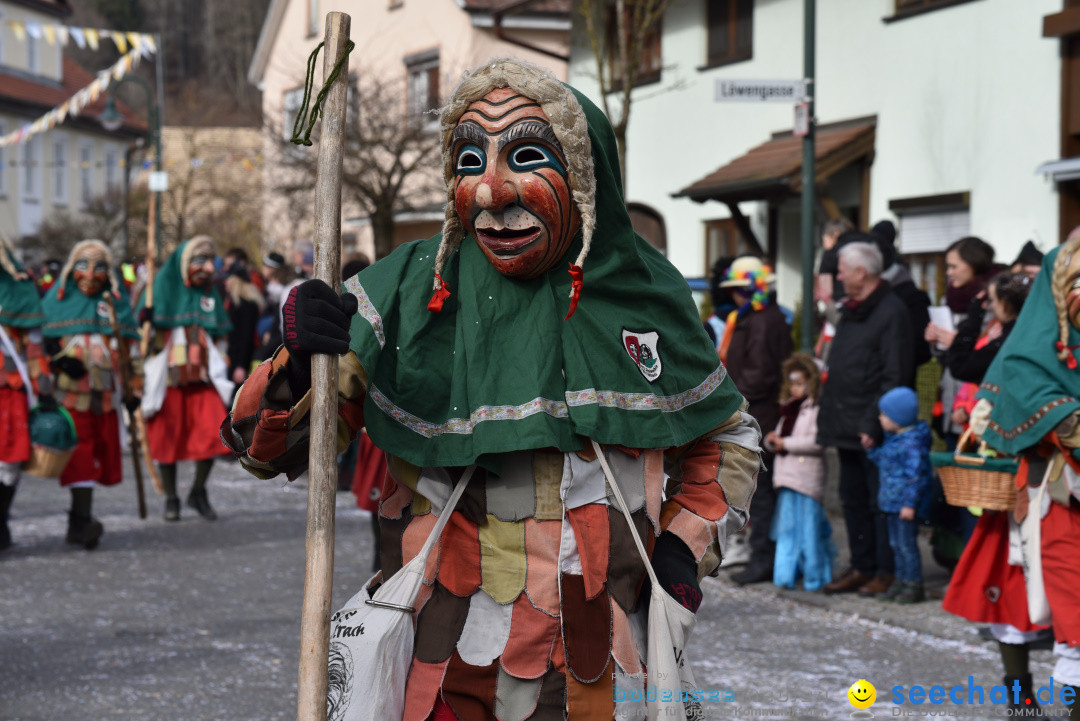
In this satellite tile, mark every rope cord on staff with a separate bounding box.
[290,40,356,146]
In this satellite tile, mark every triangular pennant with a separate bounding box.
[142,34,157,55]
[69,27,86,49]
[85,28,99,51]
[25,22,42,40]
[56,25,69,46]
[42,24,56,45]
[127,32,142,54]
[110,31,128,54]
[12,21,26,42]
[58,101,70,123]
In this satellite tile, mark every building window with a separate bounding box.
[22,138,40,200]
[105,149,118,191]
[80,144,93,206]
[705,0,753,69]
[607,3,663,89]
[53,138,66,204]
[404,50,440,131]
[704,217,762,271]
[308,0,320,37]
[0,122,6,197]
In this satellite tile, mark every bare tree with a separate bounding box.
[577,0,669,188]
[268,71,444,261]
[34,189,127,264]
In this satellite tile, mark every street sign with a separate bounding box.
[794,102,810,137]
[148,171,168,192]
[715,78,808,103]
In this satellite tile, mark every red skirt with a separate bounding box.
[1041,499,1080,646]
[0,386,31,464]
[60,408,122,486]
[351,431,386,513]
[942,511,1048,632]
[146,385,230,464]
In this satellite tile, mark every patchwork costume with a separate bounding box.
[0,235,50,550]
[222,60,761,720]
[41,240,143,548]
[972,233,1080,694]
[142,236,233,521]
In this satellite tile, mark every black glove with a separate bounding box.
[50,356,88,381]
[138,306,153,326]
[43,336,62,356]
[123,395,142,414]
[282,280,359,397]
[37,394,59,414]
[650,532,702,613]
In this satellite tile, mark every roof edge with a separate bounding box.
[248,0,287,87]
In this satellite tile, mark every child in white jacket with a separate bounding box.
[765,353,835,590]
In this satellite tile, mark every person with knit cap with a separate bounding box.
[717,256,792,584]
[40,240,143,549]
[0,233,51,551]
[141,235,233,521]
[866,387,932,603]
[1011,240,1045,280]
[972,228,1080,717]
[222,58,762,720]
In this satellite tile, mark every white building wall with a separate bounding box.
[569,0,1061,307]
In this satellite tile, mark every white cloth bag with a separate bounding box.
[591,440,702,721]
[1019,472,1052,626]
[140,328,234,419]
[326,465,476,721]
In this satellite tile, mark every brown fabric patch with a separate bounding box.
[415,582,471,664]
[560,574,612,683]
[442,650,499,721]
[500,593,559,679]
[379,508,411,579]
[533,451,564,521]
[566,659,613,721]
[606,506,649,612]
[530,666,567,721]
[460,465,488,525]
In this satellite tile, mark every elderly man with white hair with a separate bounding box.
[817,241,914,597]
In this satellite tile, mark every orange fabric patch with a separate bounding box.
[567,505,609,600]
[644,450,664,531]
[402,657,449,721]
[401,512,439,583]
[670,480,730,522]
[663,508,715,562]
[500,593,560,680]
[437,511,482,597]
[380,477,414,520]
[610,596,642,675]
[678,439,722,484]
[566,659,613,721]
[524,518,561,616]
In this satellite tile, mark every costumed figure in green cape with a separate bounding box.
[41,239,143,550]
[141,235,234,522]
[954,229,1080,714]
[0,232,51,551]
[223,58,761,720]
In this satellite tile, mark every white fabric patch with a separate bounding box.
[613,667,647,721]
[605,451,646,513]
[416,467,454,515]
[494,667,542,721]
[988,623,1045,645]
[1053,642,1080,686]
[456,590,513,667]
[0,462,21,486]
[563,453,607,509]
[558,513,582,575]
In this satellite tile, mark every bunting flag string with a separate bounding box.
[0,153,267,170]
[0,45,151,149]
[3,20,155,57]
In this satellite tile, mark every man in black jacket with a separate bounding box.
[872,220,931,383]
[818,242,913,596]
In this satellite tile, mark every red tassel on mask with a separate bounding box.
[564,263,583,321]
[1058,340,1080,370]
[428,274,450,313]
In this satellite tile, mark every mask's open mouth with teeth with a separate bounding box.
[475,225,542,256]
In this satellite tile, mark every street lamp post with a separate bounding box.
[99,73,163,264]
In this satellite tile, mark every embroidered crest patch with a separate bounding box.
[97,301,110,319]
[622,328,662,382]
[200,296,215,313]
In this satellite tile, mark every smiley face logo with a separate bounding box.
[848,679,876,709]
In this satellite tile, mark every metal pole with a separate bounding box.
[800,0,816,353]
[153,33,165,261]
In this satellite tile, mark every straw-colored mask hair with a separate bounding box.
[57,239,121,300]
[1054,228,1080,368]
[0,231,28,282]
[432,58,596,310]
[181,235,217,287]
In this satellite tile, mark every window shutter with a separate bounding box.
[897,210,971,255]
[735,0,753,55]
[707,0,731,62]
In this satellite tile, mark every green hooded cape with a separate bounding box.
[344,87,744,469]
[143,240,231,335]
[0,249,44,329]
[41,278,141,340]
[977,245,1080,456]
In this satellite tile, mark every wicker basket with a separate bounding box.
[930,430,1017,511]
[22,445,76,479]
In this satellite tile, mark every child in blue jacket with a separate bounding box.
[867,387,933,604]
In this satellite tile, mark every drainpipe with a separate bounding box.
[491,1,570,63]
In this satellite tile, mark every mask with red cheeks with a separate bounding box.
[72,249,109,296]
[452,88,581,279]
[187,241,216,288]
[1066,251,1080,331]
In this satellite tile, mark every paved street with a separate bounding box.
[0,456,1064,720]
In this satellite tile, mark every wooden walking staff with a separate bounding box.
[104,293,147,519]
[137,156,164,495]
[297,12,351,721]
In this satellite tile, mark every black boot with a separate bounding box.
[186,487,217,520]
[160,463,180,521]
[0,483,15,551]
[1065,685,1078,720]
[66,488,103,550]
[1003,674,1039,713]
